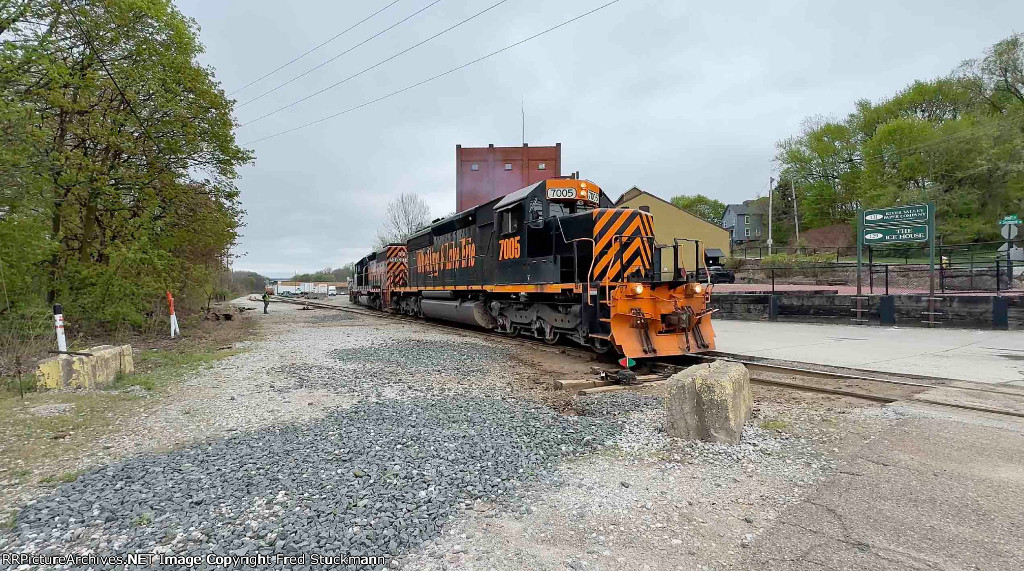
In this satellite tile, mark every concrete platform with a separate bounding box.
[713,320,1024,385]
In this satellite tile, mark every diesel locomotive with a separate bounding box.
[350,178,716,359]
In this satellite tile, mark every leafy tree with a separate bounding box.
[290,264,354,283]
[229,271,270,296]
[0,0,251,344]
[669,194,727,225]
[776,34,1024,243]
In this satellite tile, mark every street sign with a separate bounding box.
[862,224,929,244]
[863,204,930,226]
[999,215,1020,225]
[1002,224,1019,240]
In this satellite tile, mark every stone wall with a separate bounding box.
[711,293,1024,330]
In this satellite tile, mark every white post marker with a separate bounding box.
[166,291,181,338]
[53,304,68,352]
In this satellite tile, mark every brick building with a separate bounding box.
[455,143,561,212]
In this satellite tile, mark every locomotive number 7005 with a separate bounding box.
[499,236,521,260]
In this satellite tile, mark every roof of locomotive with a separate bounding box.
[406,179,611,243]
[493,182,545,211]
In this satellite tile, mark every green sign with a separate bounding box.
[999,215,1020,225]
[863,224,929,244]
[863,204,929,226]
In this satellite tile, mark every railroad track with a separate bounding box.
[256,296,1024,420]
[678,353,1024,420]
[262,295,601,360]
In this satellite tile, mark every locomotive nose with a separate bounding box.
[608,283,716,359]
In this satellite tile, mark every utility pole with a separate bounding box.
[791,177,800,249]
[768,176,774,255]
[521,99,525,146]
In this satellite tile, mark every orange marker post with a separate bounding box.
[166,291,181,338]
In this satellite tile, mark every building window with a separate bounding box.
[470,163,479,171]
[743,215,748,224]
[744,228,750,238]
[538,163,546,170]
[639,205,650,213]
[504,163,513,171]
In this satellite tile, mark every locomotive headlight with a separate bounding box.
[693,284,702,294]
[632,283,644,296]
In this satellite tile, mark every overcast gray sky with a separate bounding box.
[173,0,1022,277]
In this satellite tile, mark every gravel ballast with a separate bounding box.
[0,306,621,570]
[1,397,618,569]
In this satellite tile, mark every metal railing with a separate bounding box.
[721,260,1023,296]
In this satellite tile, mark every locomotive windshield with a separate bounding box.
[548,201,593,217]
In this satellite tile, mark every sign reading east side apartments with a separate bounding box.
[862,204,930,226]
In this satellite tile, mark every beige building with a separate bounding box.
[615,187,731,274]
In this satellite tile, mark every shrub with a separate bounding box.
[760,253,842,278]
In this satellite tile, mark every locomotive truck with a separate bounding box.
[350,178,715,359]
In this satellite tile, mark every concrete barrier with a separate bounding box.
[666,361,752,444]
[35,345,134,390]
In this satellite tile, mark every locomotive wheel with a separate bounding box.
[541,321,559,345]
[590,338,612,354]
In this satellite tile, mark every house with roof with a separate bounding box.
[722,201,764,244]
[615,186,731,271]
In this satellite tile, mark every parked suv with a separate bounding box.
[690,265,736,284]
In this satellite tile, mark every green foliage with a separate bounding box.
[291,264,354,283]
[761,253,837,268]
[723,257,746,270]
[670,194,727,225]
[761,253,838,278]
[777,34,1024,243]
[0,0,251,348]
[229,271,270,296]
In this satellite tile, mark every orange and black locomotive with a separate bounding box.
[351,179,715,359]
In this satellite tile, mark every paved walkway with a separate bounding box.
[713,320,1024,385]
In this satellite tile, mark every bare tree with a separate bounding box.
[376,192,431,249]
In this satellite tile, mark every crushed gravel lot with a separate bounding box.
[6,297,1013,570]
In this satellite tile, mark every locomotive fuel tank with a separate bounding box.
[419,299,499,329]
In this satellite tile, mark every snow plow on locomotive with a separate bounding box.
[350,179,716,359]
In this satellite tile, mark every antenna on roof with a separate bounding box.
[521,98,525,146]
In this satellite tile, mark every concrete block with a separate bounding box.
[35,345,134,390]
[665,361,752,444]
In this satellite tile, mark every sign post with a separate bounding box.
[166,291,181,338]
[856,204,936,325]
[999,215,1020,290]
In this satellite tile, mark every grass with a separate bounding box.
[0,315,257,490]
[760,419,789,432]
[132,512,153,526]
[39,470,82,486]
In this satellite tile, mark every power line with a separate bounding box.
[242,0,625,144]
[237,0,441,109]
[239,0,512,127]
[229,0,403,96]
